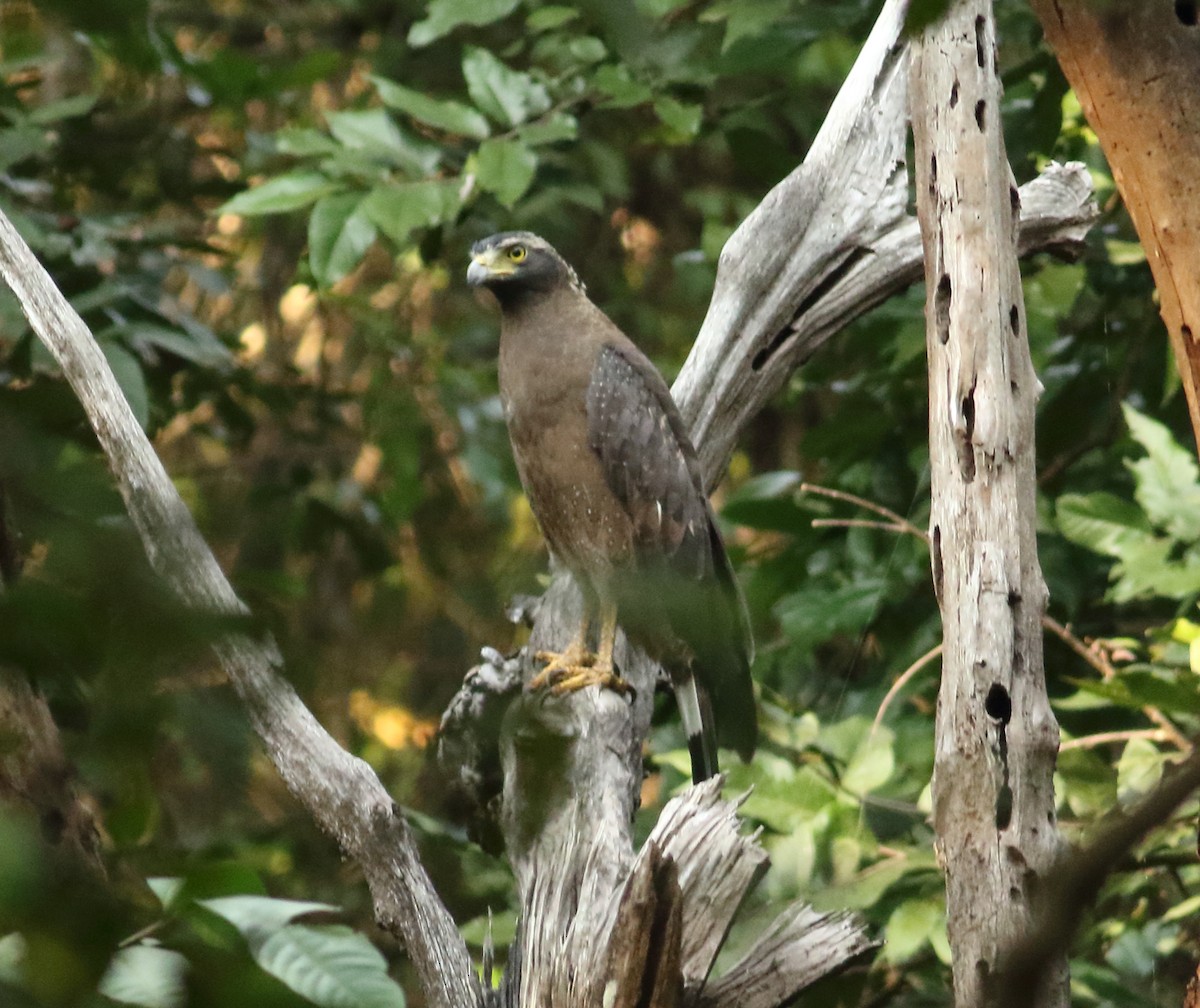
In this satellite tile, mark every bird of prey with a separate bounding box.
[467,231,755,783]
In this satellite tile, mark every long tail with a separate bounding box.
[675,669,719,783]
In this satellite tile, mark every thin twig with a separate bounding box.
[800,482,930,543]
[1042,615,1191,753]
[1041,614,1116,678]
[1059,729,1166,752]
[811,518,921,536]
[871,643,944,735]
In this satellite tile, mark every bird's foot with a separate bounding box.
[547,662,634,698]
[528,645,595,691]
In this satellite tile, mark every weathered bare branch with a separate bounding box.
[0,208,481,1008]
[910,2,1067,1005]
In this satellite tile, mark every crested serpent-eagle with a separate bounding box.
[467,232,756,783]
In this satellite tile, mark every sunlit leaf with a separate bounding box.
[462,48,551,128]
[255,925,405,1008]
[473,139,537,207]
[883,899,942,963]
[408,0,519,47]
[219,172,337,216]
[308,193,377,287]
[1123,403,1200,542]
[200,895,337,954]
[99,945,188,1008]
[1116,738,1166,802]
[653,96,702,138]
[371,77,490,140]
[362,180,460,247]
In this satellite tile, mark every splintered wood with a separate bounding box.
[499,778,872,1008]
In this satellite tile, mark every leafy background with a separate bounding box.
[0,0,1196,1006]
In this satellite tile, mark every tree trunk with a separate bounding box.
[910,2,1067,1006]
[1031,0,1200,456]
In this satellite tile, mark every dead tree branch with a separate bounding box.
[910,1,1067,1005]
[0,208,481,1008]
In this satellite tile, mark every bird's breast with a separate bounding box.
[500,370,633,587]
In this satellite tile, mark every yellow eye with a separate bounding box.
[507,245,527,263]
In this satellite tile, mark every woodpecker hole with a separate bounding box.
[985,683,1012,723]
[1177,1,1198,25]
[995,784,1013,829]
[935,273,952,343]
[1009,304,1019,335]
[975,99,986,131]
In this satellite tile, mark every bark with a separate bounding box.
[910,3,1067,1007]
[1031,0,1200,454]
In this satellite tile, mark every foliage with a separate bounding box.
[0,1,1196,1007]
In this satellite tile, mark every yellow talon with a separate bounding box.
[527,597,630,696]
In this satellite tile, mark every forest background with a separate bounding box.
[0,0,1197,1006]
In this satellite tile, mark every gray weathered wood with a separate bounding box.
[696,904,873,1008]
[0,208,482,1008]
[910,2,1068,1006]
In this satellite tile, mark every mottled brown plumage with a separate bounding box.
[467,232,755,781]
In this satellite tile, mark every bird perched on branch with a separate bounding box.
[467,231,756,783]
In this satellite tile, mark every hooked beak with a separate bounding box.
[466,247,515,286]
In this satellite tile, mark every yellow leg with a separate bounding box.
[529,615,594,691]
[547,598,632,697]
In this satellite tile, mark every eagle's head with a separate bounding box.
[466,232,584,303]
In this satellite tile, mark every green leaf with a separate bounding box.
[1056,492,1153,559]
[473,139,537,207]
[102,341,149,429]
[653,96,702,138]
[326,109,411,164]
[255,925,406,1008]
[1123,403,1200,541]
[591,65,652,108]
[462,48,551,128]
[883,899,943,963]
[700,0,792,52]
[517,112,577,146]
[27,93,98,125]
[199,895,337,954]
[119,322,233,369]
[308,193,377,287]
[0,934,25,986]
[219,172,337,216]
[371,77,490,140]
[808,852,936,913]
[842,727,895,796]
[408,0,519,47]
[274,127,340,158]
[98,945,188,1008]
[527,6,579,31]
[1116,737,1166,802]
[147,878,184,910]
[362,180,460,247]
